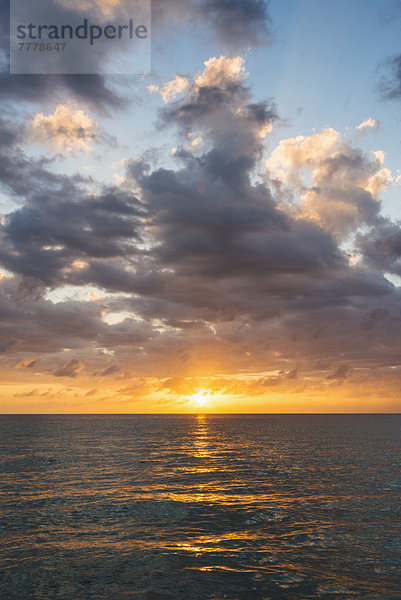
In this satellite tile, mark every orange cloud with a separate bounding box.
[15,358,39,369]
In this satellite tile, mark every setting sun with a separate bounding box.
[189,390,211,407]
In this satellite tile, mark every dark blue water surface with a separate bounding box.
[0,414,400,600]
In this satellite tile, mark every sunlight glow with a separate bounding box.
[189,390,211,407]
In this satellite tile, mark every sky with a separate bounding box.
[1,0,401,414]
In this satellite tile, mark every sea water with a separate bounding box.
[0,414,400,599]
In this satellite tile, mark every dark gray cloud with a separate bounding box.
[0,182,144,286]
[0,73,125,113]
[327,365,351,381]
[357,220,401,276]
[53,358,85,377]
[0,273,157,369]
[153,0,273,50]
[0,118,144,286]
[380,55,401,101]
[0,116,21,149]
[0,0,127,112]
[199,0,273,49]
[377,3,401,103]
[131,59,346,310]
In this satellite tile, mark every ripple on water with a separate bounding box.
[0,414,400,600]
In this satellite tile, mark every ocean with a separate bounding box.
[0,414,400,600]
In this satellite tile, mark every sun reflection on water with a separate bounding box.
[192,414,211,460]
[2,416,399,599]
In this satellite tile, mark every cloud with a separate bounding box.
[153,0,273,50]
[28,104,101,152]
[15,358,39,369]
[199,0,273,49]
[266,128,393,240]
[156,56,278,176]
[0,75,124,116]
[195,55,248,88]
[14,388,45,398]
[0,171,144,286]
[150,56,249,110]
[0,339,22,354]
[55,0,124,16]
[85,388,98,397]
[267,128,341,181]
[357,221,401,277]
[53,0,275,52]
[356,118,378,131]
[0,115,22,150]
[326,365,351,381]
[53,358,85,377]
[99,364,121,376]
[0,1,128,113]
[380,55,401,101]
[148,75,190,103]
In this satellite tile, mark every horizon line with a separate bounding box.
[1,412,400,416]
